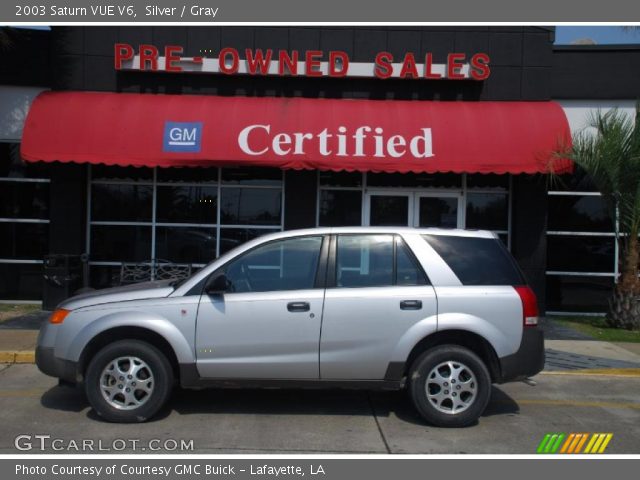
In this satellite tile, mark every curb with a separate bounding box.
[0,351,35,364]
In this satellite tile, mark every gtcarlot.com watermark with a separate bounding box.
[14,434,194,452]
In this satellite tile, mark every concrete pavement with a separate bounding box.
[0,363,638,454]
[1,313,639,454]
[0,331,37,363]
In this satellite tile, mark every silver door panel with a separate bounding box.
[320,285,437,379]
[196,289,324,379]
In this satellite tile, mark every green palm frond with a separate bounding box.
[566,107,640,238]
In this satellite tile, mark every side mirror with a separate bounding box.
[205,274,231,295]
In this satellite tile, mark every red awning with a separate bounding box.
[21,91,572,174]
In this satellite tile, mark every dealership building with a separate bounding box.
[1,26,639,313]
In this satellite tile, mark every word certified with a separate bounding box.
[239,125,435,160]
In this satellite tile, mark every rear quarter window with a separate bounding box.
[422,234,524,286]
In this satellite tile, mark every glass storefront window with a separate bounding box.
[548,195,613,232]
[87,167,284,287]
[89,265,122,290]
[91,184,153,222]
[465,193,508,230]
[317,173,511,247]
[0,143,49,179]
[91,165,153,182]
[0,223,48,260]
[319,190,362,226]
[547,235,615,273]
[156,186,218,224]
[155,227,217,264]
[548,167,598,192]
[0,264,44,300]
[90,225,152,262]
[0,144,50,300]
[466,173,509,190]
[0,182,49,219]
[220,187,282,225]
[547,174,617,313]
[367,172,462,188]
[369,195,409,226]
[219,228,281,255]
[221,167,282,186]
[546,275,613,313]
[157,167,218,183]
[418,197,458,228]
[319,171,363,187]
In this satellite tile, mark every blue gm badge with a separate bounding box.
[163,122,203,153]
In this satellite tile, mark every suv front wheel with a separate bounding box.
[85,340,173,423]
[409,345,491,427]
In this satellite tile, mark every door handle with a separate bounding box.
[287,302,310,312]
[400,300,422,310]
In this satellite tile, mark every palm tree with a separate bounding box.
[560,107,640,330]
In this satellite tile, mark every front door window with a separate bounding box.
[224,236,323,293]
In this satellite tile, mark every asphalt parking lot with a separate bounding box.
[0,363,638,454]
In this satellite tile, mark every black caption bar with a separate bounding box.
[5,459,640,480]
[4,0,640,22]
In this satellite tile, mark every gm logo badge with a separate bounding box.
[163,122,202,153]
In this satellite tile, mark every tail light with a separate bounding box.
[514,286,539,327]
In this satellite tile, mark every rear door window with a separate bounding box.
[335,234,429,288]
[336,235,394,287]
[396,237,428,286]
[422,234,524,286]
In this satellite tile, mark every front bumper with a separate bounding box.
[35,346,79,384]
[496,328,545,383]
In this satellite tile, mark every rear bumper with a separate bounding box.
[496,328,545,383]
[35,346,79,384]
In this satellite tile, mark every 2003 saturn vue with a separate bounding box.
[36,227,544,427]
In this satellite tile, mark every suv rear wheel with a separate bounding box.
[84,340,173,423]
[409,345,491,427]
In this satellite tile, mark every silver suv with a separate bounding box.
[36,227,544,427]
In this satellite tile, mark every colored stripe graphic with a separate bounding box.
[537,433,565,453]
[574,433,589,453]
[538,433,613,454]
[537,434,552,453]
[584,433,614,454]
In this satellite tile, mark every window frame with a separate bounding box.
[316,172,512,250]
[0,145,51,300]
[86,166,285,284]
[546,190,619,315]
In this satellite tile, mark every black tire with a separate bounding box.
[408,345,491,427]
[84,340,174,423]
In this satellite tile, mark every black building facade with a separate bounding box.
[1,26,639,314]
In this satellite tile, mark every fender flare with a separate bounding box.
[67,311,195,365]
[389,313,506,369]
